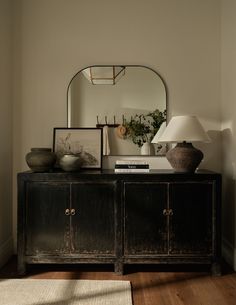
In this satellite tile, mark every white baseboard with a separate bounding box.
[0,236,14,269]
[222,238,236,271]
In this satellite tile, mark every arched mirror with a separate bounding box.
[67,65,167,156]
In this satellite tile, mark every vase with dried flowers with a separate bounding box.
[123,109,166,154]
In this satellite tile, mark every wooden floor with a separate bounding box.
[1,257,236,305]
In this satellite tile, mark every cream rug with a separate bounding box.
[0,279,133,305]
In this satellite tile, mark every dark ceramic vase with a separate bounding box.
[26,148,56,172]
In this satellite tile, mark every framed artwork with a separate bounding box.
[53,128,103,169]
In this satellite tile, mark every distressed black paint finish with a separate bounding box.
[71,182,116,255]
[169,182,213,255]
[25,182,70,255]
[17,170,221,275]
[124,182,168,255]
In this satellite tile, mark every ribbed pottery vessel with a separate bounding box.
[26,148,56,172]
[59,153,82,172]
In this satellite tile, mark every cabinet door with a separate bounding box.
[26,182,70,255]
[169,182,213,255]
[124,182,168,255]
[71,181,116,255]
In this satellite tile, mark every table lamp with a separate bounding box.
[153,115,211,173]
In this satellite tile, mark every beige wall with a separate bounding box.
[221,0,236,269]
[12,0,221,248]
[0,0,14,267]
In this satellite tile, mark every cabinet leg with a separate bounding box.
[17,258,26,276]
[114,262,124,275]
[211,262,221,276]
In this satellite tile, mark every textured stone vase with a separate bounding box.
[166,142,204,173]
[26,148,56,172]
[59,154,82,172]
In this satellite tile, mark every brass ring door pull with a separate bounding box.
[163,209,168,216]
[71,208,76,216]
[163,209,174,216]
[65,208,70,216]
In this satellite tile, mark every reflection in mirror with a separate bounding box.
[67,66,167,156]
[82,66,125,85]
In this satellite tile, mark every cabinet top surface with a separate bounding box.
[18,169,221,180]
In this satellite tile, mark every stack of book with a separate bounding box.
[114,160,149,173]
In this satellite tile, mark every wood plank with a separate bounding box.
[1,258,236,305]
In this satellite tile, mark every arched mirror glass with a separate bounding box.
[67,65,167,156]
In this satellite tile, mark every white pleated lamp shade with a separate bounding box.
[157,115,211,143]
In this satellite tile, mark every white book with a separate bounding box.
[114,168,150,173]
[115,160,149,165]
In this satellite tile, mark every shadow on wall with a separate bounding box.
[197,128,235,268]
[197,130,222,172]
[221,128,236,269]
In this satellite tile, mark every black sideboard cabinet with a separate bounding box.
[17,169,222,275]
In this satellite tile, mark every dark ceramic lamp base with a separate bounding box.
[166,142,203,173]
